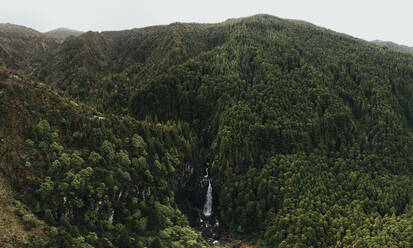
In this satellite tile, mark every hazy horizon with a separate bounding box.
[2,0,413,46]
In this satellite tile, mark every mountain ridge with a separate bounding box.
[2,14,413,247]
[0,23,59,69]
[371,39,413,54]
[44,27,83,40]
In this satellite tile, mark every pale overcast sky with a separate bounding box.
[1,0,412,45]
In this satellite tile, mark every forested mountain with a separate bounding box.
[371,39,413,54]
[0,24,59,70]
[0,66,208,247]
[44,27,83,40]
[2,14,413,247]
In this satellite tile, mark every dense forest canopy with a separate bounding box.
[1,14,413,247]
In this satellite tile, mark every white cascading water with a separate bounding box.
[203,180,213,216]
[203,168,213,217]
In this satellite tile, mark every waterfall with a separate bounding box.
[200,168,220,244]
[203,168,213,217]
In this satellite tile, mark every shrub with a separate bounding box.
[22,214,38,230]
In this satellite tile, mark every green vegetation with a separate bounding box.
[0,175,46,247]
[0,75,207,247]
[2,14,413,247]
[0,23,59,69]
[371,39,413,54]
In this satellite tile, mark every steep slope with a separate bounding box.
[135,16,413,247]
[4,14,413,247]
[371,39,413,54]
[0,176,47,248]
[90,15,413,247]
[0,66,210,247]
[0,23,59,69]
[35,23,218,112]
[44,27,83,40]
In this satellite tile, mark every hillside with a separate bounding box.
[2,14,413,247]
[44,27,83,40]
[371,39,413,54]
[0,23,59,70]
[35,22,212,111]
[0,176,47,247]
[0,65,211,247]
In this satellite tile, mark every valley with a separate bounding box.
[1,14,413,247]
